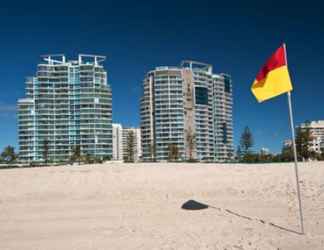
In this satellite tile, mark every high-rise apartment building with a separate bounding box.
[18,54,112,163]
[112,123,123,161]
[140,61,233,162]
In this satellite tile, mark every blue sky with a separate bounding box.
[0,0,323,153]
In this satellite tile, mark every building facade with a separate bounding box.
[18,55,112,163]
[299,120,324,154]
[140,61,233,162]
[122,127,142,162]
[212,73,234,161]
[112,123,123,161]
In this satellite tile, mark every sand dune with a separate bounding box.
[0,162,323,250]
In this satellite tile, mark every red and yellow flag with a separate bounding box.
[251,44,293,102]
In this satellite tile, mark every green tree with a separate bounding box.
[84,153,94,164]
[281,144,294,162]
[82,153,102,164]
[272,154,282,162]
[149,143,156,162]
[70,145,81,164]
[258,152,271,163]
[103,155,111,161]
[124,130,135,163]
[242,153,258,163]
[168,143,179,162]
[309,151,322,161]
[186,130,196,161]
[1,146,17,164]
[320,149,324,161]
[236,145,242,162]
[43,138,49,164]
[295,126,312,161]
[240,126,254,155]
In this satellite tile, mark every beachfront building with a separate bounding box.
[299,120,324,154]
[122,127,142,162]
[18,54,112,163]
[140,60,233,162]
[283,139,293,148]
[112,123,123,161]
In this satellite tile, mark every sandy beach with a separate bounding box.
[0,162,323,250]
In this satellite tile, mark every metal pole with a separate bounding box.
[287,91,304,234]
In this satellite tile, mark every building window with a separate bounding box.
[195,87,208,105]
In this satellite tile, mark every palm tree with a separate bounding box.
[240,126,254,155]
[281,144,294,162]
[168,143,179,162]
[70,145,81,164]
[295,126,312,161]
[236,145,242,162]
[186,130,196,161]
[149,143,156,162]
[125,130,135,163]
[43,138,49,164]
[1,146,17,164]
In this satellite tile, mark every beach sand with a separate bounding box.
[0,162,323,250]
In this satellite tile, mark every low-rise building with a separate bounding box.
[299,120,324,154]
[122,127,142,162]
[112,123,123,161]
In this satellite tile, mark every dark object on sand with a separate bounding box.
[181,200,209,210]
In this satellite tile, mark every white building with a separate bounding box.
[18,55,112,163]
[140,61,233,162]
[122,127,142,162]
[300,120,324,154]
[112,123,123,161]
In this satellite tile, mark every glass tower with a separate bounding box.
[18,55,112,163]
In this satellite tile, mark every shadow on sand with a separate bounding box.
[181,200,303,235]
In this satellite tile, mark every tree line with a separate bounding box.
[237,125,324,163]
[0,130,138,166]
[0,143,111,166]
[1,124,323,165]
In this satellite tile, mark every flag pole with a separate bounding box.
[287,91,304,234]
[284,43,304,234]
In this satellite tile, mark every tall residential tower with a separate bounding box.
[18,55,112,163]
[140,61,233,162]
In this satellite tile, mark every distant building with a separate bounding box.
[18,55,112,163]
[140,60,233,162]
[260,147,270,155]
[299,120,324,154]
[283,139,292,148]
[112,123,123,161]
[122,127,142,162]
[112,124,142,162]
